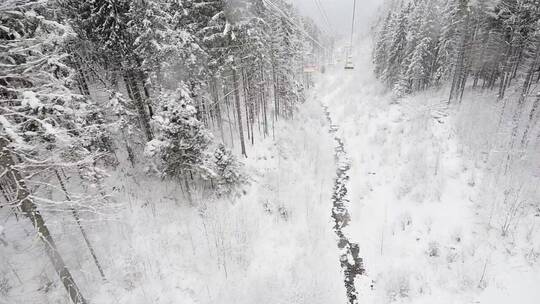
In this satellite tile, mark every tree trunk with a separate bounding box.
[520,94,540,147]
[183,175,193,204]
[0,139,87,304]
[224,84,235,148]
[503,57,537,173]
[272,56,279,120]
[518,43,540,147]
[232,68,247,157]
[241,68,251,142]
[124,69,153,141]
[138,70,154,117]
[75,62,90,96]
[244,69,255,145]
[449,5,470,103]
[54,170,106,280]
[213,78,226,143]
[261,65,269,137]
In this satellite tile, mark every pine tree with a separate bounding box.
[384,4,409,87]
[61,0,194,142]
[0,2,99,302]
[448,0,472,103]
[145,86,212,180]
[267,0,307,118]
[407,36,432,91]
[433,0,460,84]
[373,11,393,79]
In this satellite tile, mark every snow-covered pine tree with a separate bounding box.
[432,0,460,85]
[448,0,472,103]
[406,0,439,92]
[467,0,494,88]
[384,3,410,87]
[266,0,307,119]
[182,0,250,155]
[0,1,116,302]
[404,0,426,54]
[373,10,393,79]
[128,0,196,90]
[516,1,540,147]
[145,86,212,182]
[405,1,435,91]
[234,0,275,143]
[407,36,432,91]
[179,0,226,127]
[60,0,154,140]
[376,0,540,104]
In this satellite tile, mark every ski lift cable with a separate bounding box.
[316,0,336,36]
[311,0,329,34]
[313,5,332,37]
[262,0,325,49]
[314,0,334,35]
[262,0,328,51]
[320,3,334,36]
[349,0,357,49]
[312,0,334,66]
[344,0,357,70]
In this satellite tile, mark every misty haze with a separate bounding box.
[1,0,539,303]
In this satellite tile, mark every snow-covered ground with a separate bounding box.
[1,85,346,304]
[2,36,539,304]
[316,41,540,304]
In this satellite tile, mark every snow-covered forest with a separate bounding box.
[1,0,539,303]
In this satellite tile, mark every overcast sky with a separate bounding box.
[292,0,383,39]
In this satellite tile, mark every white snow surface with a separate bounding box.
[2,39,539,304]
[315,41,540,304]
[1,87,345,304]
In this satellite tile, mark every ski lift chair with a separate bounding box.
[344,56,354,70]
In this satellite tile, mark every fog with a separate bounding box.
[292,0,384,39]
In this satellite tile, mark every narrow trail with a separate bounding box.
[322,103,365,304]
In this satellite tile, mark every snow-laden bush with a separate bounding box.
[381,268,430,303]
[209,144,249,199]
[384,271,411,301]
[0,275,11,296]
